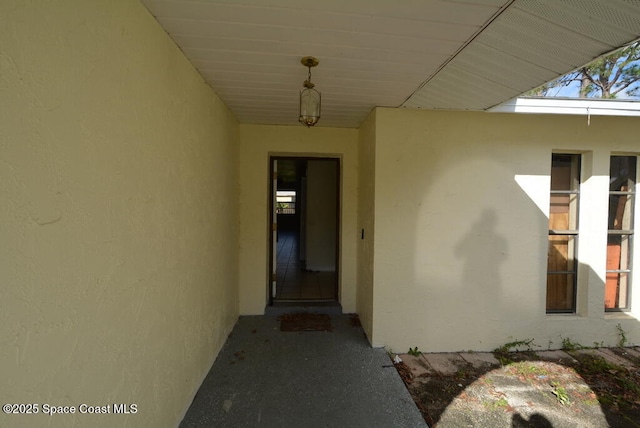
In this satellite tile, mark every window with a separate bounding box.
[547,154,581,313]
[605,156,636,311]
[276,190,296,214]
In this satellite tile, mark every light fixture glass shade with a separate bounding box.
[299,87,321,127]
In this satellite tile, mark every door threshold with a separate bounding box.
[265,301,342,316]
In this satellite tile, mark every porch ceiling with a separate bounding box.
[141,0,640,128]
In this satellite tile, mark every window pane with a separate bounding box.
[549,193,579,230]
[607,235,632,270]
[547,236,576,272]
[608,195,634,230]
[548,154,580,313]
[551,154,580,191]
[606,156,636,312]
[546,273,575,311]
[276,190,296,214]
[605,272,630,310]
[610,156,636,192]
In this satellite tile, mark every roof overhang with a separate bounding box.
[141,0,640,127]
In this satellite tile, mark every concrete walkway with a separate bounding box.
[180,315,426,428]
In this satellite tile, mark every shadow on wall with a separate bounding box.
[453,209,508,333]
[389,135,550,350]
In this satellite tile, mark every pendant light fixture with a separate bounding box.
[299,56,321,127]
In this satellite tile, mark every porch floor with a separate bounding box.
[179,315,426,427]
[275,230,336,301]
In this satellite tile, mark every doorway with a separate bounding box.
[269,157,340,304]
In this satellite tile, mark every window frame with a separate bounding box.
[605,155,637,312]
[546,153,581,314]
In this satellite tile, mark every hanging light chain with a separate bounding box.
[304,65,314,89]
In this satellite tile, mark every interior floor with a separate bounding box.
[275,230,336,301]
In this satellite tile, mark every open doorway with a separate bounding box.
[269,157,340,304]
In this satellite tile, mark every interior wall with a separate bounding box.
[371,108,640,352]
[305,160,338,271]
[238,124,358,314]
[0,1,239,426]
[356,110,377,341]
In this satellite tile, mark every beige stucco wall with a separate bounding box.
[238,125,358,314]
[370,108,640,352]
[356,111,377,340]
[1,1,239,426]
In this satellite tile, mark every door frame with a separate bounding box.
[268,155,341,306]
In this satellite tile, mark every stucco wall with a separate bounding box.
[356,111,376,340]
[0,1,239,426]
[238,125,358,314]
[370,108,640,352]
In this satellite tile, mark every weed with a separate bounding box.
[616,323,628,348]
[577,354,620,375]
[454,365,475,380]
[510,361,549,377]
[620,376,640,394]
[561,337,584,351]
[551,382,571,405]
[593,341,604,348]
[408,347,422,357]
[484,398,509,409]
[495,338,536,353]
[494,338,536,365]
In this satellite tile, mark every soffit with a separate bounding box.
[405,0,640,111]
[141,0,640,128]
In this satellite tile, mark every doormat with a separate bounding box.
[278,313,333,332]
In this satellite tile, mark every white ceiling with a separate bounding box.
[141,0,640,128]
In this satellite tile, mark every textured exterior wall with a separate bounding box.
[238,124,358,314]
[0,1,239,426]
[370,108,640,352]
[356,111,376,341]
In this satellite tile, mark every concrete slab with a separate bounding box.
[569,347,634,369]
[398,354,433,378]
[180,315,427,428]
[620,346,640,362]
[422,353,468,375]
[536,350,577,364]
[459,352,499,369]
[571,348,602,358]
[595,348,637,369]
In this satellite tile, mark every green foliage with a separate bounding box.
[484,398,509,409]
[495,338,536,354]
[494,338,536,365]
[408,347,422,357]
[527,41,640,99]
[561,337,584,351]
[578,355,619,375]
[551,382,570,406]
[616,323,628,348]
[511,361,548,377]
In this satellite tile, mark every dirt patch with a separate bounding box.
[394,348,640,427]
[348,313,362,327]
